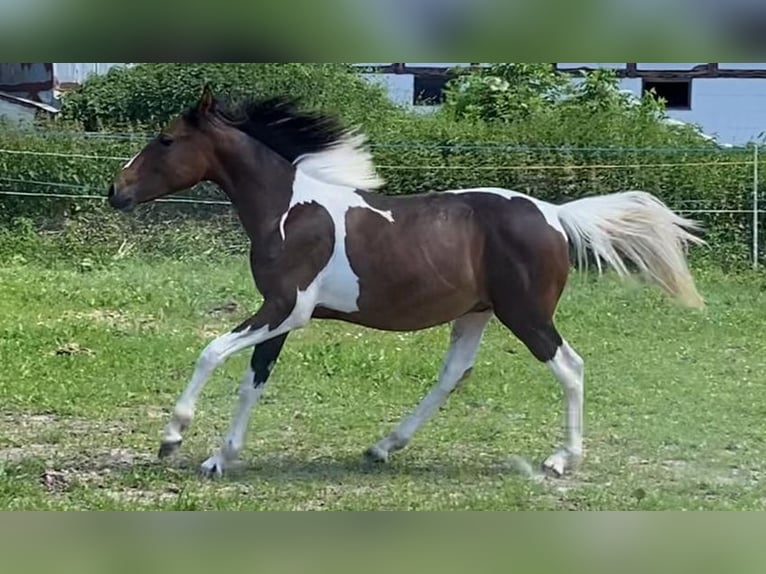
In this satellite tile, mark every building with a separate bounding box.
[356,63,476,112]
[0,63,126,107]
[0,92,59,125]
[557,63,766,146]
[356,63,766,145]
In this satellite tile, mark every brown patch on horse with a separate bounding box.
[317,191,487,331]
[317,190,570,353]
[473,194,569,362]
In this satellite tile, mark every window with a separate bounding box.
[413,74,449,105]
[642,79,692,109]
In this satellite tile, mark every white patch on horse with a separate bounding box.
[165,278,322,476]
[122,152,140,170]
[278,169,394,314]
[446,187,567,239]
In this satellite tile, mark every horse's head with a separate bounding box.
[108,84,218,211]
[109,85,384,213]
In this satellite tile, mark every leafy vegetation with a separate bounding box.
[1,64,764,511]
[440,64,709,147]
[0,63,760,267]
[59,63,401,131]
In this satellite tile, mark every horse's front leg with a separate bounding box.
[198,333,288,478]
[158,297,311,468]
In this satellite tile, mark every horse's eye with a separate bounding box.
[159,134,174,147]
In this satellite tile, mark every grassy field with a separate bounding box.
[1,256,766,510]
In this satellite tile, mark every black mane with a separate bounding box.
[185,96,350,163]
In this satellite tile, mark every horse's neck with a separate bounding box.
[214,145,295,244]
[230,182,294,246]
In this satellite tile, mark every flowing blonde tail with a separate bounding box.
[555,190,706,308]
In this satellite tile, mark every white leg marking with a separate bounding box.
[366,312,491,461]
[543,340,584,476]
[199,367,267,477]
[159,291,314,457]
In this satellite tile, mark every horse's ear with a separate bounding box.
[198,83,216,114]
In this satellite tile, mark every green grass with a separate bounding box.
[1,257,766,510]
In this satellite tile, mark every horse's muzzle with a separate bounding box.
[108,184,135,212]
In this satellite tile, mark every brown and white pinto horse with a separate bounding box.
[108,86,704,478]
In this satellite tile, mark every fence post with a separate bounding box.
[754,144,760,270]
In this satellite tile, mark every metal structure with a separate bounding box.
[0,63,126,107]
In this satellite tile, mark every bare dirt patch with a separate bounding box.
[627,455,761,488]
[51,342,95,357]
[205,301,241,317]
[63,309,159,332]
[195,326,224,340]
[0,411,150,484]
[0,411,127,441]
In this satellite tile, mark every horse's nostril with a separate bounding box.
[108,184,115,197]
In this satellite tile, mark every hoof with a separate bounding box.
[542,459,565,478]
[198,455,225,479]
[363,445,389,464]
[158,439,182,459]
[541,449,581,478]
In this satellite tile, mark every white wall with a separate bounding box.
[360,71,449,109]
[615,77,766,145]
[636,63,706,70]
[666,79,766,145]
[561,63,709,70]
[617,78,643,93]
[718,63,766,70]
[558,63,626,69]
[360,73,414,106]
[53,63,126,85]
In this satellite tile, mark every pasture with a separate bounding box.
[1,256,765,510]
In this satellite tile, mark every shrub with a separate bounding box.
[59,63,403,131]
[0,63,758,268]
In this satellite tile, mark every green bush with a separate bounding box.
[59,63,402,131]
[0,63,760,268]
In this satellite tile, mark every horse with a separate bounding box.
[108,85,705,479]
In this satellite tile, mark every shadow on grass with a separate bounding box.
[1,448,547,488]
[163,451,545,483]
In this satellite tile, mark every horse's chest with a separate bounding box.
[314,247,362,313]
[276,184,393,313]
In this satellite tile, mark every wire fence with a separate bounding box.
[0,137,763,267]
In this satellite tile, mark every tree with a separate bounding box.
[60,63,402,131]
[440,63,711,147]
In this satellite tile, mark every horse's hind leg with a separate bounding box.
[493,302,584,477]
[365,311,492,463]
[543,339,584,475]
